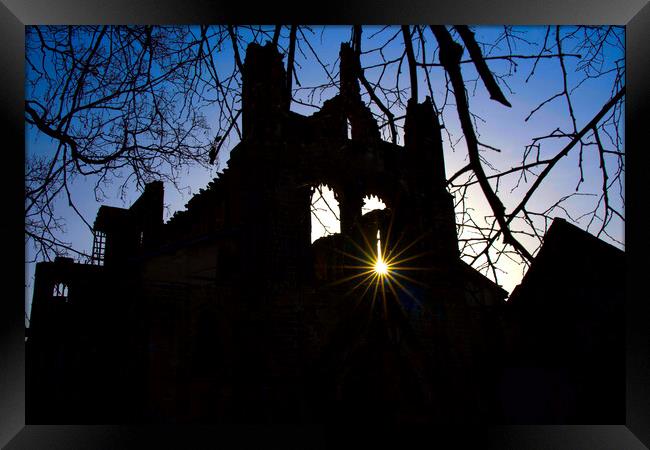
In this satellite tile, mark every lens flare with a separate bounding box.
[324,215,432,321]
[374,258,389,275]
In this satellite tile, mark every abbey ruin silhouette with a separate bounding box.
[26,42,624,424]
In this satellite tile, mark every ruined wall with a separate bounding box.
[142,40,509,422]
[28,40,513,424]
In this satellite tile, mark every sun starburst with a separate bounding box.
[374,258,389,276]
[325,216,433,322]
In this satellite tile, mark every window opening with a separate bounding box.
[310,184,341,243]
[92,230,106,266]
[361,194,386,215]
[53,283,69,300]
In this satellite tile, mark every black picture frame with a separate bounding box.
[2,0,648,448]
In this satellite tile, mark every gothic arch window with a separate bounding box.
[310,184,341,243]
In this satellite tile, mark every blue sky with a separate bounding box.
[25,25,625,320]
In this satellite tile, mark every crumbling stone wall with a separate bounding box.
[28,40,511,424]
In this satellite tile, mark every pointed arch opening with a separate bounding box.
[310,184,341,243]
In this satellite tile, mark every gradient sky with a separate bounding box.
[25,25,625,321]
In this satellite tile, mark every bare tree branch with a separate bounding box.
[431,25,533,262]
[455,25,511,107]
